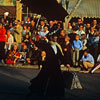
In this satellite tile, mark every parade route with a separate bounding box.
[0,65,100,100]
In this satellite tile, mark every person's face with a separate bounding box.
[16,21,20,26]
[84,52,88,56]
[86,23,90,28]
[24,26,27,30]
[10,23,13,27]
[21,21,24,25]
[7,30,11,36]
[76,35,79,40]
[60,31,65,37]
[23,45,27,50]
[68,23,71,27]
[28,26,30,30]
[72,22,76,26]
[26,35,29,39]
[78,19,82,24]
[44,27,48,32]
[49,21,54,27]
[93,20,97,25]
[57,24,61,28]
[54,20,58,24]
[79,26,83,30]
[40,21,45,26]
[14,45,18,51]
[31,20,35,26]
[27,18,30,22]
[52,36,58,42]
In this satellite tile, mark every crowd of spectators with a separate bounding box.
[0,15,100,73]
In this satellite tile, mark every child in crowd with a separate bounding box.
[5,30,14,52]
[72,35,83,67]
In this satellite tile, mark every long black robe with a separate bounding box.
[29,43,65,97]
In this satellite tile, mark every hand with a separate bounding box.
[6,42,9,45]
[72,48,75,51]
[41,51,46,57]
[66,64,71,68]
[16,56,19,59]
[41,51,46,61]
[43,36,47,40]
[34,46,38,50]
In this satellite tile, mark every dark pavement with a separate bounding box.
[0,66,100,100]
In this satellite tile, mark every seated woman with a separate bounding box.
[90,54,100,74]
[6,43,20,65]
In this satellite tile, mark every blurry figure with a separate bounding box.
[28,35,65,99]
[26,17,31,25]
[90,54,100,74]
[0,22,6,63]
[13,20,23,51]
[62,36,72,67]
[68,23,72,34]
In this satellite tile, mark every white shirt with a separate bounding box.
[5,34,14,50]
[51,45,57,55]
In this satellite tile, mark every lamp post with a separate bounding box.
[16,0,22,21]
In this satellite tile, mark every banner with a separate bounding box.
[0,0,16,6]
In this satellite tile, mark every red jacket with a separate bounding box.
[0,28,6,42]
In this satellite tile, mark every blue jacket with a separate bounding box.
[72,40,83,50]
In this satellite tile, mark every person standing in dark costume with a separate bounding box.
[27,35,65,99]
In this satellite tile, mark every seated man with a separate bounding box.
[90,54,100,74]
[80,50,94,73]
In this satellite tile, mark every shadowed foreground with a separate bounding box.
[0,66,100,100]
